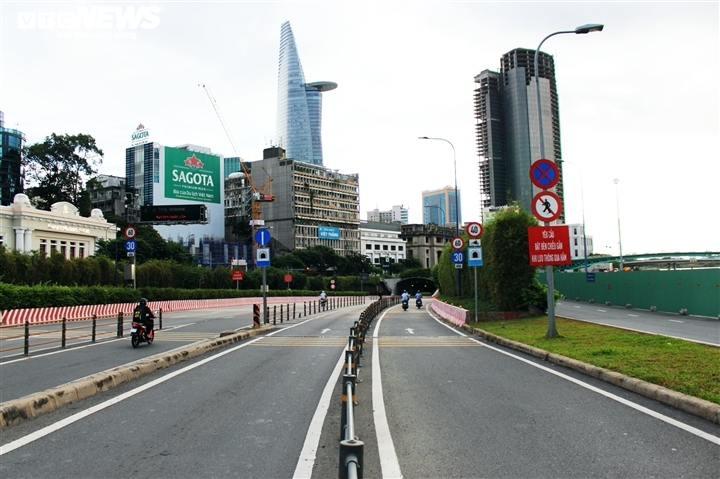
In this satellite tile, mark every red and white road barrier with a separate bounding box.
[1,296,338,326]
[430,299,468,326]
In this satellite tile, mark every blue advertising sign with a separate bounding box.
[254,228,271,246]
[124,239,137,253]
[318,226,340,239]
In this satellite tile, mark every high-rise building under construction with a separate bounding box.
[474,48,565,222]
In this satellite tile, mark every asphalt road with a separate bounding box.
[556,300,720,345]
[1,299,718,478]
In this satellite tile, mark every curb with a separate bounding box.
[459,323,720,425]
[0,325,275,430]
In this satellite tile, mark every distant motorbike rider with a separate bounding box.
[401,290,409,302]
[132,298,155,338]
[415,291,422,301]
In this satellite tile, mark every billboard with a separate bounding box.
[139,204,207,224]
[318,226,340,239]
[164,147,220,204]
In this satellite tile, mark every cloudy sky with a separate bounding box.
[2,1,718,255]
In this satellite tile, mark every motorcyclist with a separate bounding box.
[415,291,422,301]
[401,290,409,302]
[132,298,155,338]
[320,291,327,308]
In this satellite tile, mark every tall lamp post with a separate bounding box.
[534,23,603,338]
[419,136,461,297]
[613,178,623,271]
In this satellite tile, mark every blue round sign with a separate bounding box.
[254,228,271,246]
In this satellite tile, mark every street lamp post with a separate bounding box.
[614,178,623,271]
[419,136,461,297]
[534,23,603,338]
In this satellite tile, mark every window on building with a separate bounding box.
[398,246,403,251]
[391,245,396,251]
[69,242,76,259]
[383,245,388,250]
[374,245,380,250]
[79,244,85,258]
[374,257,380,264]
[574,227,578,235]
[50,240,57,252]
[365,244,372,250]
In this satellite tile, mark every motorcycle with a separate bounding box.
[402,299,409,311]
[130,321,154,348]
[320,298,328,310]
[416,298,423,309]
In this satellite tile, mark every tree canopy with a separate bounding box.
[23,133,103,212]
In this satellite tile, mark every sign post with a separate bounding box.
[530,159,563,338]
[254,228,271,324]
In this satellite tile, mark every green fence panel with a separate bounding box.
[540,269,720,318]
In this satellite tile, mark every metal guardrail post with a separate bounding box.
[293,303,296,320]
[92,314,97,342]
[303,302,307,318]
[159,308,163,330]
[339,439,363,479]
[61,317,67,348]
[273,305,277,325]
[280,304,284,323]
[117,312,123,337]
[24,321,29,356]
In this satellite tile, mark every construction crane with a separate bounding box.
[199,83,274,223]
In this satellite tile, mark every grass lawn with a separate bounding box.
[467,316,720,405]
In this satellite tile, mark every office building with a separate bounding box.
[275,21,336,166]
[87,174,127,218]
[422,186,461,227]
[568,223,594,260]
[366,205,408,224]
[360,220,405,266]
[0,111,25,206]
[247,147,360,257]
[399,223,454,269]
[474,48,565,222]
[224,157,243,178]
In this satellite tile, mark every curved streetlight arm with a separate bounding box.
[534,24,604,159]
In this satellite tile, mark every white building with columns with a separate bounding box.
[0,194,117,258]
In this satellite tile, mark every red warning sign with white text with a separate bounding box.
[528,225,571,266]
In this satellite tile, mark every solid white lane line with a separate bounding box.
[373,311,403,479]
[628,314,639,317]
[293,345,347,479]
[426,309,719,445]
[669,320,685,323]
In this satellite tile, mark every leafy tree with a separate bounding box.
[481,206,539,310]
[23,133,103,210]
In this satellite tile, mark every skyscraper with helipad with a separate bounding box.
[275,21,336,166]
